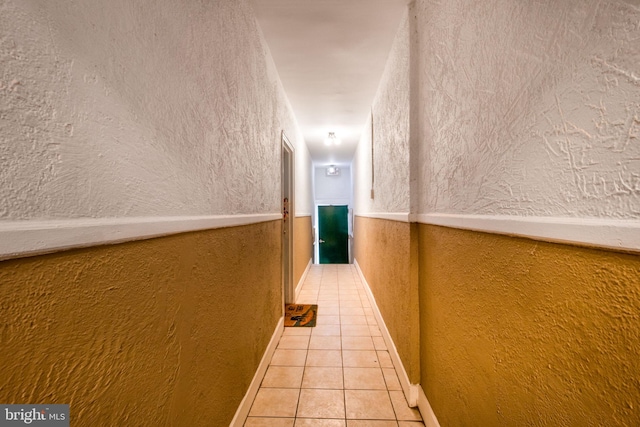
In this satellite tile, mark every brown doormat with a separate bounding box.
[284,304,318,327]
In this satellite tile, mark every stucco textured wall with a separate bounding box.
[0,221,281,425]
[0,0,308,220]
[413,0,640,218]
[354,216,420,383]
[353,13,410,215]
[419,224,640,426]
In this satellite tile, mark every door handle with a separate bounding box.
[319,239,325,244]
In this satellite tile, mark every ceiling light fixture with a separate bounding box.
[326,165,340,176]
[324,132,341,146]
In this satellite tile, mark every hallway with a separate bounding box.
[1,0,639,425]
[243,265,424,426]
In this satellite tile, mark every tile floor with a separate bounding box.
[244,264,424,427]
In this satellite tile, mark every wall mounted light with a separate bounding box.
[324,132,341,146]
[326,165,340,176]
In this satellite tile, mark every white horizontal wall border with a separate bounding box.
[417,213,640,253]
[0,214,282,261]
[354,212,410,222]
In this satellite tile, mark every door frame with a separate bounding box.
[314,203,353,264]
[317,204,350,264]
[281,131,295,305]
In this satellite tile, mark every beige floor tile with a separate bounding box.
[312,324,341,336]
[299,290,318,296]
[298,292,318,297]
[309,335,342,350]
[271,349,308,367]
[377,351,394,368]
[249,388,300,418]
[278,335,310,350]
[389,391,423,421]
[342,350,379,368]
[342,325,372,337]
[369,325,382,337]
[340,307,365,316]
[318,301,340,307]
[372,336,387,350]
[343,367,387,390]
[317,302,339,308]
[284,327,313,336]
[262,366,305,388]
[306,349,343,367]
[302,366,344,389]
[342,336,375,351]
[341,315,368,325]
[295,419,346,427]
[297,389,345,418]
[245,266,423,426]
[347,421,398,427]
[316,315,340,325]
[341,300,362,308]
[344,390,395,420]
[319,306,340,315]
[382,368,402,391]
[245,417,295,427]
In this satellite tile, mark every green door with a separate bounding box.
[318,205,349,264]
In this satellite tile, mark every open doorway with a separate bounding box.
[281,131,295,305]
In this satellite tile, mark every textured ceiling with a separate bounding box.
[248,0,409,167]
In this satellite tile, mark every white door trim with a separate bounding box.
[281,131,295,304]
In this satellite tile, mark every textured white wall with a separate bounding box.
[314,166,352,204]
[0,0,310,220]
[353,14,410,215]
[295,129,314,216]
[414,0,640,218]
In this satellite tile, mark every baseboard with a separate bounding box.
[354,259,420,407]
[229,316,284,427]
[295,259,312,302]
[417,386,441,427]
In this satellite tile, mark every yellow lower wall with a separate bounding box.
[353,216,420,383]
[0,221,282,426]
[294,215,313,287]
[419,224,640,426]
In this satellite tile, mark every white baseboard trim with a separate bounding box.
[0,214,282,261]
[229,316,284,427]
[417,213,640,253]
[295,259,312,302]
[417,385,441,427]
[354,259,420,407]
